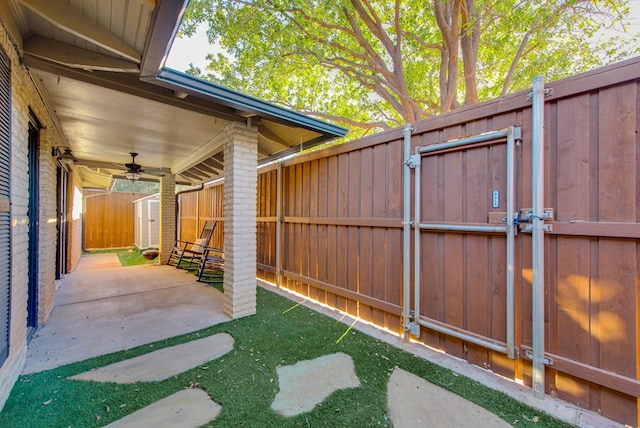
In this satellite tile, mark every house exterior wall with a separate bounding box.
[0,22,70,410]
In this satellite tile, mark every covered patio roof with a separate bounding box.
[4,0,346,188]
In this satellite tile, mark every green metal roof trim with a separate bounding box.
[156,68,347,138]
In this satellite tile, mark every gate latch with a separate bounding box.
[522,349,553,366]
[512,208,553,232]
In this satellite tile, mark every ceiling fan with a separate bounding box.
[124,152,167,180]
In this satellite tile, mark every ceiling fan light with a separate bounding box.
[125,171,141,181]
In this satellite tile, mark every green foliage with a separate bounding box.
[0,287,569,427]
[110,179,159,194]
[83,248,154,267]
[116,249,153,267]
[181,0,639,135]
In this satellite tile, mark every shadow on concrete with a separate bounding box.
[24,254,230,374]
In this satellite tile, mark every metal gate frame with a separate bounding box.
[402,77,550,398]
[403,126,518,359]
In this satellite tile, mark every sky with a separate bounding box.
[165,22,211,72]
[165,1,640,73]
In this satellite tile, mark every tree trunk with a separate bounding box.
[460,0,479,105]
[434,0,462,112]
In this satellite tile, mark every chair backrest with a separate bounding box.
[198,221,216,246]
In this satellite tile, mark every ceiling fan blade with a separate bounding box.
[74,159,126,170]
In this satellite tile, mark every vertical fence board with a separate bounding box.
[443,146,464,358]
[335,153,349,312]
[371,144,388,326]
[346,152,361,316]
[308,160,319,301]
[464,144,490,368]
[326,156,338,307]
[359,148,373,321]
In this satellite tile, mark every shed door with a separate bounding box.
[135,202,142,248]
[147,199,159,248]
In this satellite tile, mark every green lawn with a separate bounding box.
[83,248,155,267]
[0,287,568,427]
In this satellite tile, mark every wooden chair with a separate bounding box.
[168,221,216,269]
[196,246,225,283]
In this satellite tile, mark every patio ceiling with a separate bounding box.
[4,0,346,188]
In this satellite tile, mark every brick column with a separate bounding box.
[158,174,176,265]
[223,121,258,318]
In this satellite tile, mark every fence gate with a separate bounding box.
[405,126,519,363]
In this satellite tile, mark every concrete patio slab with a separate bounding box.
[271,352,360,417]
[387,367,511,428]
[70,333,234,383]
[24,255,231,374]
[104,389,220,428]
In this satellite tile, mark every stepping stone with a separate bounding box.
[70,333,234,383]
[386,368,511,428]
[271,352,360,417]
[105,388,220,428]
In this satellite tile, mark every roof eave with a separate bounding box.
[154,68,347,139]
[140,0,347,142]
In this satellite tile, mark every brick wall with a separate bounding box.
[223,122,258,318]
[0,22,68,410]
[158,174,176,264]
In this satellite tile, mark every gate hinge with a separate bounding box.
[527,88,554,101]
[522,349,553,366]
[513,126,522,142]
[405,154,420,168]
[406,322,420,336]
[405,311,420,336]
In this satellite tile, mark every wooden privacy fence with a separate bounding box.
[84,191,141,249]
[178,57,640,426]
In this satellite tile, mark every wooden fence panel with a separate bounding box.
[257,169,276,282]
[201,185,225,249]
[177,57,640,426]
[177,187,225,248]
[178,191,198,243]
[84,192,140,249]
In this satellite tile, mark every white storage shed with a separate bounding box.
[133,194,160,249]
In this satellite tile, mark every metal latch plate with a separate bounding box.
[405,322,420,336]
[522,349,553,366]
[406,154,420,168]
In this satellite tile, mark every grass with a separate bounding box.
[0,287,569,428]
[83,248,155,267]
